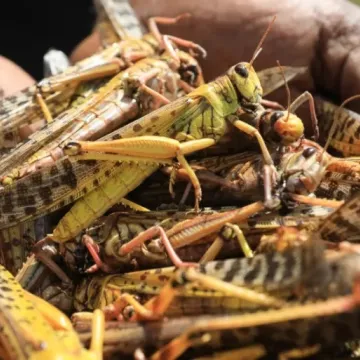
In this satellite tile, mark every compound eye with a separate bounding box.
[234,64,249,78]
[302,147,316,158]
[270,111,283,125]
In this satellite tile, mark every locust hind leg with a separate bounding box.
[151,277,360,360]
[84,223,197,274]
[102,267,281,322]
[64,136,217,211]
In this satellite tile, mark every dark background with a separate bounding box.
[0,0,96,80]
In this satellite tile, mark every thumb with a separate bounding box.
[312,0,360,112]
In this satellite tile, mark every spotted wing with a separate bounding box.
[258,66,307,97]
[317,191,360,242]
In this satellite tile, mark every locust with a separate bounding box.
[72,289,360,360]
[94,0,145,46]
[315,95,360,156]
[0,7,202,149]
[130,136,360,211]
[56,204,329,275]
[66,190,360,325]
[32,141,341,280]
[0,45,204,184]
[0,18,290,240]
[49,57,320,242]
[0,46,204,273]
[148,285,360,360]
[13,203,331,314]
[0,106,346,274]
[31,193,358,323]
[0,263,105,360]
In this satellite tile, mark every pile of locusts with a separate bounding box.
[4,1,360,359]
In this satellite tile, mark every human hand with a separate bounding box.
[128,0,360,113]
[0,56,35,97]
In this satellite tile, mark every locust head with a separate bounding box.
[267,110,304,145]
[227,16,276,105]
[227,62,263,104]
[282,144,330,195]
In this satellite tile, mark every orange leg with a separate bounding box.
[118,225,198,268]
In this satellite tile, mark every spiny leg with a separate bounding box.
[139,83,171,106]
[119,198,150,212]
[165,35,207,58]
[118,225,198,268]
[103,266,283,322]
[151,277,360,360]
[85,223,197,273]
[64,136,216,211]
[103,280,176,321]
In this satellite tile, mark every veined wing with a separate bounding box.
[95,0,145,45]
[0,75,117,176]
[315,96,360,156]
[0,45,123,149]
[316,191,360,242]
[258,66,307,97]
[0,95,204,228]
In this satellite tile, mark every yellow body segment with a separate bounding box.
[0,265,103,360]
[53,65,265,241]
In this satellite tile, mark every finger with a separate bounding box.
[70,32,102,64]
[0,56,35,97]
[130,0,317,80]
[311,0,360,112]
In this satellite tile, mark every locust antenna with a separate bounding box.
[321,94,360,161]
[276,60,291,122]
[249,15,277,68]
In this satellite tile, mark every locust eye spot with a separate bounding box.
[270,111,283,125]
[234,64,249,78]
[302,147,316,158]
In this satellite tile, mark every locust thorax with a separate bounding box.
[227,62,263,104]
[267,111,304,145]
[282,145,329,195]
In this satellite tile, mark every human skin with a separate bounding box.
[6,0,360,113]
[0,56,35,97]
[74,0,360,113]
